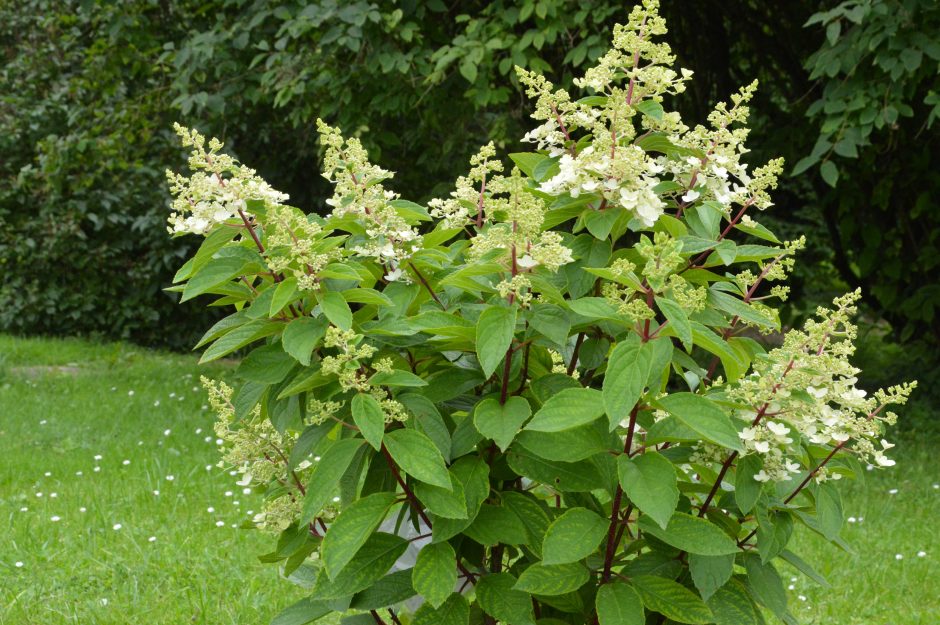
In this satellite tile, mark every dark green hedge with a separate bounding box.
[2,0,938,354]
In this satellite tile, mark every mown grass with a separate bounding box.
[0,335,303,624]
[1,334,938,624]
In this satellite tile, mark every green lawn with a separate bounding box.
[0,335,303,624]
[1,334,938,624]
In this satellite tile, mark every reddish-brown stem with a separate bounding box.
[475,172,488,228]
[684,200,754,270]
[601,406,639,583]
[698,361,794,516]
[381,444,431,527]
[549,103,575,153]
[491,544,504,573]
[642,288,654,340]
[369,610,389,625]
[381,444,477,582]
[237,208,266,255]
[698,452,737,517]
[499,347,514,405]
[613,504,634,547]
[625,17,647,106]
[567,332,586,376]
[787,445,843,505]
[409,262,445,310]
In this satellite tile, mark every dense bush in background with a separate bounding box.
[2,0,937,365]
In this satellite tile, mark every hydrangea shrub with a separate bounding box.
[166,2,914,623]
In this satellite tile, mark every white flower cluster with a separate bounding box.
[316,120,422,282]
[428,142,503,230]
[201,376,322,533]
[265,205,341,290]
[514,0,786,235]
[166,123,289,236]
[319,327,410,423]
[467,170,574,283]
[728,291,916,482]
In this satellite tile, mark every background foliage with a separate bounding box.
[1,0,937,380]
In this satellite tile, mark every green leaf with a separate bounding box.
[236,344,295,384]
[634,133,704,158]
[313,533,408,600]
[473,396,531,451]
[368,369,428,387]
[384,428,451,489]
[270,597,335,625]
[459,58,477,82]
[541,507,609,564]
[282,316,328,366]
[637,512,739,556]
[631,575,713,624]
[529,303,571,346]
[820,160,839,187]
[514,562,589,596]
[507,449,604,492]
[185,224,239,279]
[815,482,843,541]
[430,457,490,542]
[399,393,451,458]
[734,455,763,514]
[689,323,747,382]
[603,337,651,429]
[596,582,644,625]
[656,296,692,351]
[568,297,620,320]
[389,199,432,222]
[525,388,605,432]
[194,309,249,348]
[270,277,299,316]
[734,220,781,244]
[414,472,468,519]
[689,553,734,600]
[319,291,353,330]
[584,208,619,240]
[743,554,792,621]
[778,549,829,587]
[713,240,737,266]
[508,153,547,179]
[343,287,394,307]
[707,290,775,329]
[181,256,248,302]
[655,393,744,452]
[476,573,536,625]
[635,100,664,121]
[757,507,793,563]
[412,593,469,625]
[706,579,762,625]
[301,439,366,524]
[200,319,281,363]
[413,542,457,608]
[351,393,386,450]
[464,504,528,546]
[533,155,560,182]
[350,569,416,610]
[322,492,397,579]
[475,306,517,378]
[516,420,611,462]
[617,451,678,529]
[501,492,552,557]
[790,154,819,176]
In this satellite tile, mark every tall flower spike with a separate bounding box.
[316,119,421,281]
[166,123,288,236]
